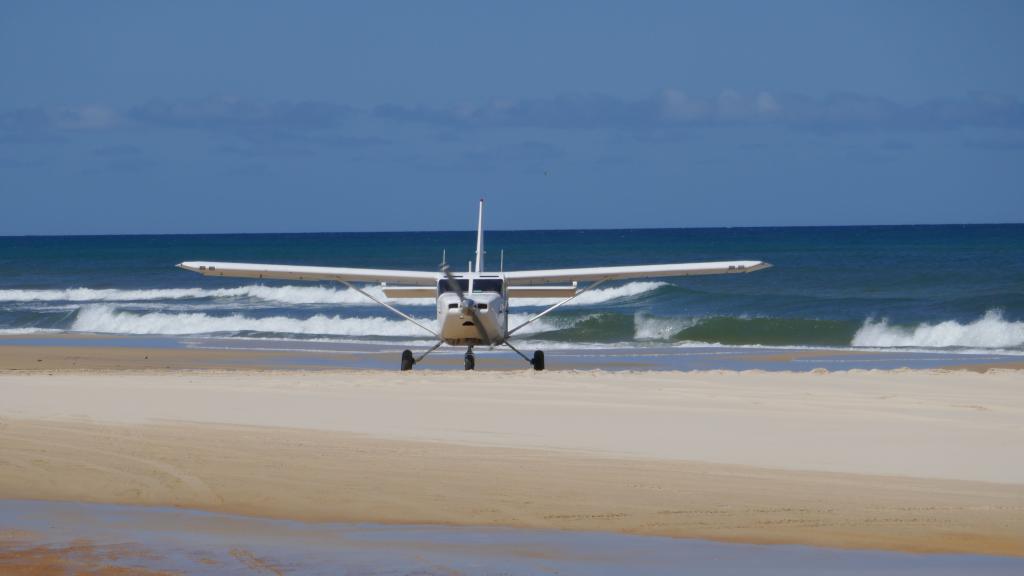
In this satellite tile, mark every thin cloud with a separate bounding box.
[0,105,118,143]
[3,92,1022,146]
[129,97,352,132]
[0,98,364,155]
[375,90,1024,134]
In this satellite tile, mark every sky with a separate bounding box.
[1,0,1022,235]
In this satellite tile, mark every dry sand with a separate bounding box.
[1,365,1023,556]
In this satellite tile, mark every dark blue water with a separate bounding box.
[1,224,1022,351]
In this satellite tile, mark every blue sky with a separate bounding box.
[1,0,1022,235]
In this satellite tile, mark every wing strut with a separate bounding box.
[415,340,444,363]
[502,339,533,364]
[337,280,439,338]
[506,277,610,337]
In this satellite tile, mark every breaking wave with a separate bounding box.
[852,310,1024,349]
[521,311,1024,350]
[0,327,62,335]
[16,297,1024,351]
[512,282,668,307]
[70,305,431,337]
[68,305,564,338]
[633,312,699,340]
[0,281,665,307]
[0,286,404,305]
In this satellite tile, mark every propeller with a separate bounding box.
[441,264,492,347]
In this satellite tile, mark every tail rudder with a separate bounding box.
[475,198,484,273]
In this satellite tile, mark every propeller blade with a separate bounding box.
[441,264,492,347]
[466,306,492,348]
[440,264,466,300]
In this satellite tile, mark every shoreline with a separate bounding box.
[2,334,1023,372]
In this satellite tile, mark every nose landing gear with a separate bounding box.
[464,346,475,370]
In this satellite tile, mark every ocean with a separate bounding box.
[1,224,1022,354]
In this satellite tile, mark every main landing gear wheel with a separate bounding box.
[400,349,414,371]
[464,351,475,370]
[531,350,545,371]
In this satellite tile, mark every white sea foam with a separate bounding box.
[1,281,665,307]
[0,328,62,335]
[511,282,668,307]
[0,287,220,302]
[852,310,1024,349]
[69,305,565,338]
[633,312,699,340]
[0,286,410,305]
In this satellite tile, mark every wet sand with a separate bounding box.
[1,365,1023,559]
[3,334,1023,372]
[0,343,277,371]
[4,500,1023,576]
[2,418,1023,556]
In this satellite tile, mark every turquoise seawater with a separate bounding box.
[0,224,1021,352]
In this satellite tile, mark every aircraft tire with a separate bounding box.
[464,353,475,371]
[401,349,414,371]
[532,350,545,371]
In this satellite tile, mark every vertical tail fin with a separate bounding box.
[475,198,484,273]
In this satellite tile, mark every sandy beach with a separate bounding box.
[2,358,1023,559]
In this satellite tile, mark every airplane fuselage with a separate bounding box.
[436,276,508,345]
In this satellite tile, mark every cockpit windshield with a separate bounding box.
[438,278,504,294]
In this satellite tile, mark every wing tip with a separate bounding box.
[176,261,204,273]
[733,261,772,273]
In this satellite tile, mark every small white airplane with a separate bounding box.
[178,200,770,371]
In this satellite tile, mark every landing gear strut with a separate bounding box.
[400,341,443,371]
[402,343,544,371]
[504,340,545,371]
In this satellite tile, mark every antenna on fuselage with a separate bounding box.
[441,249,446,267]
[500,250,504,273]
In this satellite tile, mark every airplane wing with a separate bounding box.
[504,260,770,286]
[176,261,438,286]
